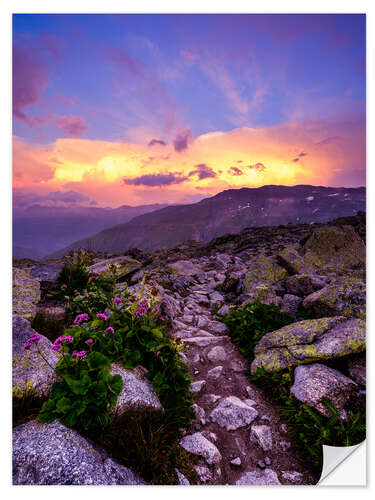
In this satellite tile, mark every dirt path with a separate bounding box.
[169,267,317,485]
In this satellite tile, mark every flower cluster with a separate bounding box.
[96,313,108,321]
[51,335,74,352]
[72,350,87,359]
[24,333,41,350]
[113,297,122,305]
[73,313,89,325]
[133,298,149,318]
[105,327,114,334]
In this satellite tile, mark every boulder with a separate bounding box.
[209,396,258,430]
[207,346,227,363]
[13,420,146,485]
[168,260,202,276]
[13,268,41,319]
[27,262,63,284]
[251,317,365,373]
[348,354,366,386]
[180,432,222,465]
[302,225,365,272]
[110,363,162,415]
[12,316,58,397]
[281,471,303,484]
[290,363,358,417]
[277,246,312,275]
[159,293,181,320]
[243,255,287,295]
[236,469,281,485]
[281,294,302,317]
[284,274,327,296]
[88,256,141,277]
[302,278,365,319]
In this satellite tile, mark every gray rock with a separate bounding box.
[88,256,141,276]
[194,465,212,483]
[12,315,58,397]
[196,316,209,328]
[160,293,181,320]
[236,469,281,485]
[284,274,327,296]
[168,260,202,276]
[13,421,146,485]
[230,457,242,466]
[281,471,303,484]
[184,336,228,347]
[217,304,230,316]
[281,294,302,317]
[348,354,366,386]
[180,314,194,324]
[210,291,224,303]
[192,404,206,425]
[230,359,248,373]
[13,268,41,320]
[180,432,222,465]
[190,380,206,394]
[251,317,366,373]
[291,363,358,417]
[207,366,223,379]
[264,456,271,466]
[175,469,190,485]
[207,346,227,363]
[279,441,291,451]
[209,396,258,430]
[28,263,63,283]
[207,394,221,404]
[207,320,227,334]
[250,425,273,451]
[110,363,162,414]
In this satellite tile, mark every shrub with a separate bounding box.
[223,301,294,362]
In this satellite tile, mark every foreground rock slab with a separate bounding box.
[13,420,147,485]
[13,268,41,319]
[290,363,358,417]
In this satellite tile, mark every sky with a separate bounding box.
[13,13,366,208]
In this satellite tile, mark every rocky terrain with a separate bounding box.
[12,212,366,485]
[47,185,365,257]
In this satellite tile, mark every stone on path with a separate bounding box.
[180,432,222,465]
[235,469,281,485]
[250,425,273,451]
[209,396,258,431]
[207,346,227,363]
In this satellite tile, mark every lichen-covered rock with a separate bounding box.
[302,278,365,319]
[302,225,366,272]
[168,260,202,276]
[180,432,222,465]
[27,262,63,283]
[110,363,162,415]
[290,363,358,417]
[235,468,281,485]
[251,317,365,373]
[281,294,302,317]
[245,284,279,305]
[209,396,258,430]
[88,256,141,277]
[347,353,366,386]
[277,245,312,275]
[13,420,146,485]
[13,268,41,319]
[243,255,287,296]
[12,315,58,397]
[284,274,327,296]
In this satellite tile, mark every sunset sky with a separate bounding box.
[13,14,366,208]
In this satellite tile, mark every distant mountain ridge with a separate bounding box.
[48,185,366,258]
[13,203,168,257]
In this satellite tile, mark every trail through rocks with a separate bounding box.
[168,263,317,485]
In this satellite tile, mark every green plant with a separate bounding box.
[57,251,92,297]
[223,301,294,362]
[38,350,123,430]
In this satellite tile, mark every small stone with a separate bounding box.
[180,432,222,465]
[236,469,281,485]
[244,399,256,407]
[192,404,206,425]
[175,469,190,485]
[250,425,273,451]
[264,457,271,466]
[207,394,221,404]
[210,396,258,431]
[257,461,266,469]
[217,304,230,316]
[207,366,223,379]
[207,346,227,363]
[196,316,209,328]
[194,466,212,483]
[281,471,303,484]
[230,457,242,466]
[279,440,291,451]
[190,380,206,394]
[208,321,227,334]
[280,424,288,434]
[193,353,201,363]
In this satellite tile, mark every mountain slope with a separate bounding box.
[48,185,366,258]
[13,203,168,256]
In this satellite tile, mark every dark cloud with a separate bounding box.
[315,136,340,146]
[188,163,217,180]
[148,139,167,147]
[228,166,243,176]
[292,158,300,162]
[13,189,93,208]
[298,151,308,157]
[247,162,266,172]
[56,115,88,137]
[173,129,193,152]
[123,172,187,187]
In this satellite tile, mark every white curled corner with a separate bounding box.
[318,441,366,485]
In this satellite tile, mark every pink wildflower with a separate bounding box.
[113,297,122,304]
[86,339,94,344]
[96,313,108,321]
[73,313,89,325]
[105,327,114,334]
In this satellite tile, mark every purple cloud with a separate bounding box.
[123,172,187,187]
[173,129,193,152]
[56,115,88,137]
[148,139,167,147]
[247,162,266,172]
[188,163,217,180]
[13,189,93,208]
[228,166,243,176]
[298,151,308,157]
[315,136,341,146]
[292,158,300,162]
